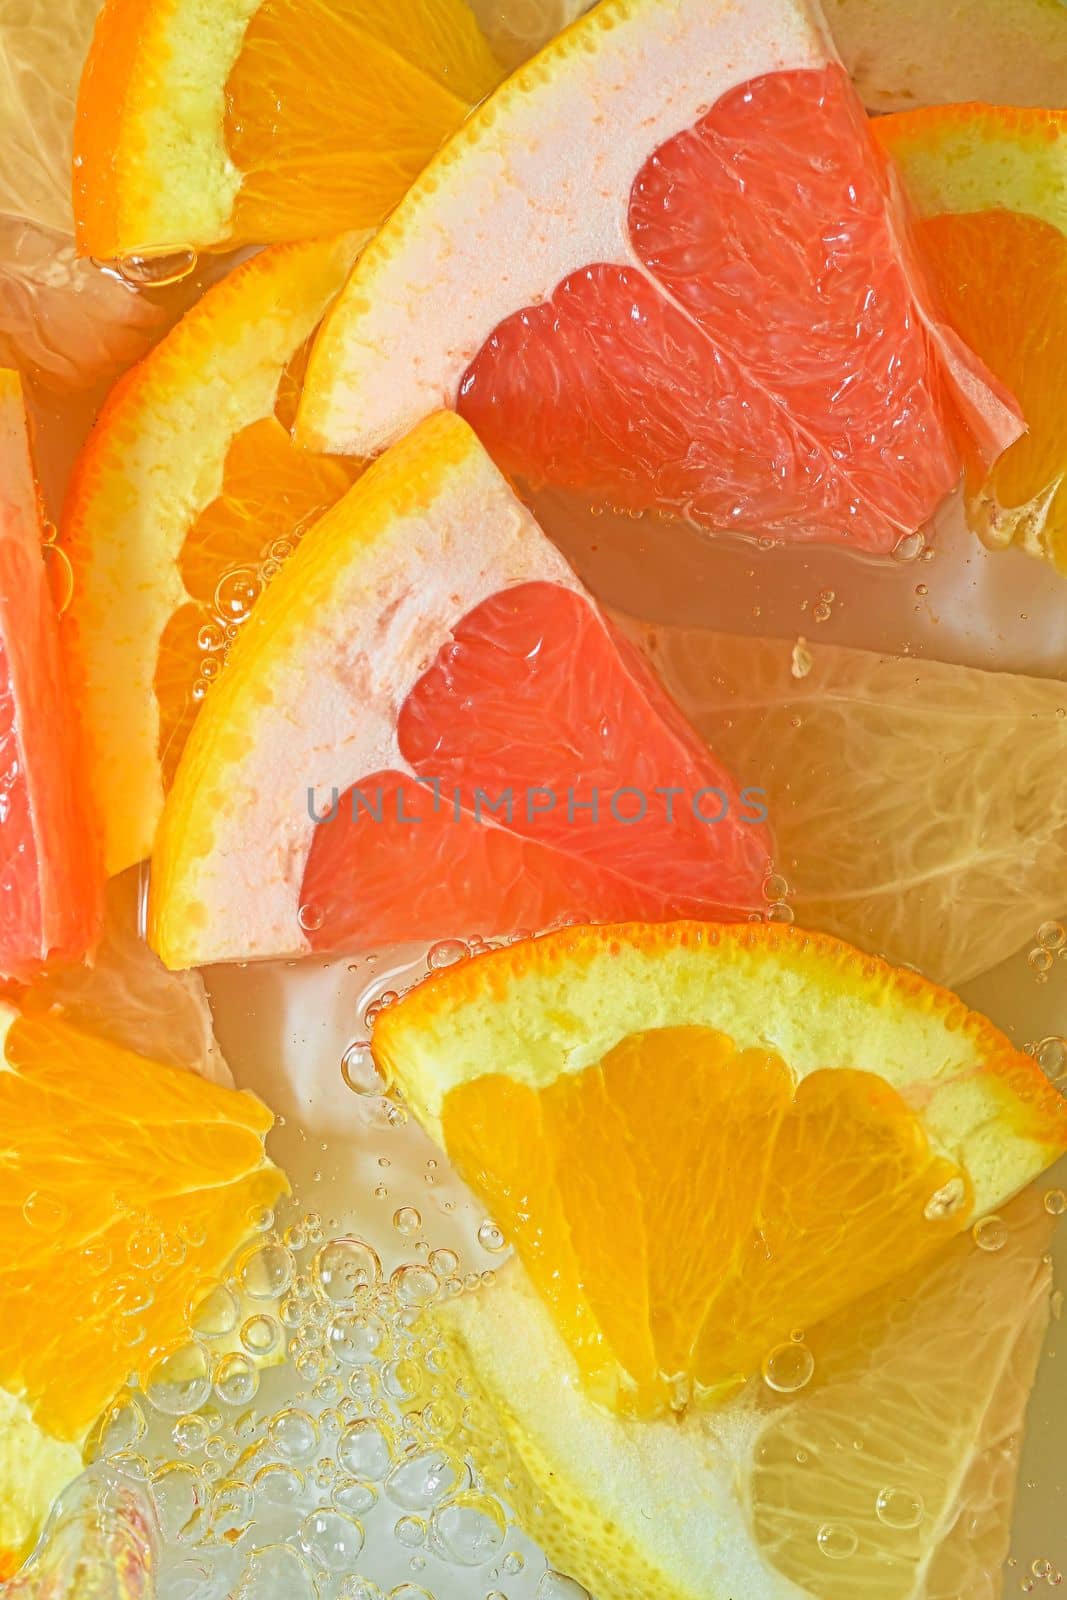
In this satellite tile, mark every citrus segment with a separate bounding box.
[441,1188,1056,1600]
[300,0,1021,551]
[625,624,1067,986]
[0,1000,285,1443]
[149,414,769,968]
[0,370,100,980]
[445,1032,967,1413]
[373,922,1066,1416]
[60,234,363,875]
[73,0,502,258]
[877,107,1067,573]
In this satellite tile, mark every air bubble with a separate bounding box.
[427,939,469,969]
[172,1414,208,1455]
[341,1042,386,1095]
[190,1283,240,1338]
[1036,1037,1067,1085]
[386,1447,468,1511]
[538,1574,592,1599]
[973,1215,1008,1252]
[429,1248,460,1278]
[334,1478,378,1516]
[241,1314,280,1357]
[392,1264,439,1307]
[339,1420,394,1481]
[233,1544,317,1600]
[328,1310,388,1365]
[477,1221,507,1254]
[150,1462,205,1542]
[761,1340,815,1393]
[393,1207,422,1237]
[875,1487,924,1529]
[817,1523,859,1560]
[299,1508,365,1569]
[269,1408,319,1464]
[924,1178,967,1221]
[394,1515,427,1548]
[430,1491,507,1566]
[112,249,198,287]
[892,530,925,562]
[1045,1189,1067,1217]
[145,1344,212,1416]
[315,1238,382,1303]
[1036,921,1065,951]
[214,567,261,622]
[22,1191,68,1232]
[214,1352,259,1405]
[237,1241,295,1299]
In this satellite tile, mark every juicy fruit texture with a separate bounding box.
[443,1189,1056,1600]
[73,0,502,257]
[60,235,362,875]
[444,1026,966,1413]
[149,413,768,968]
[300,0,1021,551]
[879,107,1067,573]
[374,922,1066,1415]
[822,0,1067,114]
[626,624,1067,986]
[0,371,100,980]
[0,1000,285,1442]
[0,1394,80,1580]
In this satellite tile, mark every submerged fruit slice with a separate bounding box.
[823,0,1067,115]
[61,235,362,876]
[73,0,503,258]
[442,1188,1056,1600]
[625,624,1067,986]
[149,413,769,968]
[0,370,100,980]
[0,998,285,1563]
[878,106,1067,573]
[300,0,1021,552]
[373,921,1066,1416]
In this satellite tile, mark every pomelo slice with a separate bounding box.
[877,106,1067,573]
[72,0,502,259]
[148,412,769,969]
[440,1188,1056,1600]
[823,0,1067,115]
[0,994,286,1564]
[299,0,1022,553]
[371,921,1066,1416]
[60,234,363,877]
[624,624,1067,986]
[0,370,100,981]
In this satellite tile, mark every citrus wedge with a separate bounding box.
[72,0,502,260]
[0,370,100,980]
[440,1187,1057,1600]
[372,921,1066,1417]
[60,234,363,877]
[823,0,1067,115]
[299,0,1022,553]
[624,624,1067,986]
[0,995,286,1562]
[149,413,770,969]
[877,106,1067,573]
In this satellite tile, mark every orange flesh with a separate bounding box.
[0,1012,285,1441]
[913,208,1067,571]
[154,411,357,787]
[224,0,502,244]
[443,1025,970,1416]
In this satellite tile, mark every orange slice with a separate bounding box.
[372,921,1066,1417]
[0,370,100,979]
[299,0,1021,554]
[72,0,503,259]
[148,412,770,968]
[877,106,1067,572]
[60,234,362,876]
[0,995,285,1561]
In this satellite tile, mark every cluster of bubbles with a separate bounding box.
[1010,1555,1065,1591]
[1027,922,1067,984]
[78,1189,582,1600]
[190,529,303,709]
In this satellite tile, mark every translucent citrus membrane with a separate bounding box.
[298,581,769,949]
[913,208,1067,573]
[223,0,502,245]
[0,1011,285,1441]
[154,393,357,789]
[443,1025,970,1418]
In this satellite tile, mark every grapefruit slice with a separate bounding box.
[60,234,363,878]
[440,1188,1056,1600]
[148,413,769,969]
[877,106,1067,572]
[299,0,1022,553]
[371,921,1067,1416]
[72,0,502,259]
[0,370,100,981]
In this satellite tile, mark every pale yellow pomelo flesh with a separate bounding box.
[440,1188,1057,1600]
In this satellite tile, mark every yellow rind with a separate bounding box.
[60,232,364,877]
[372,921,1067,1213]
